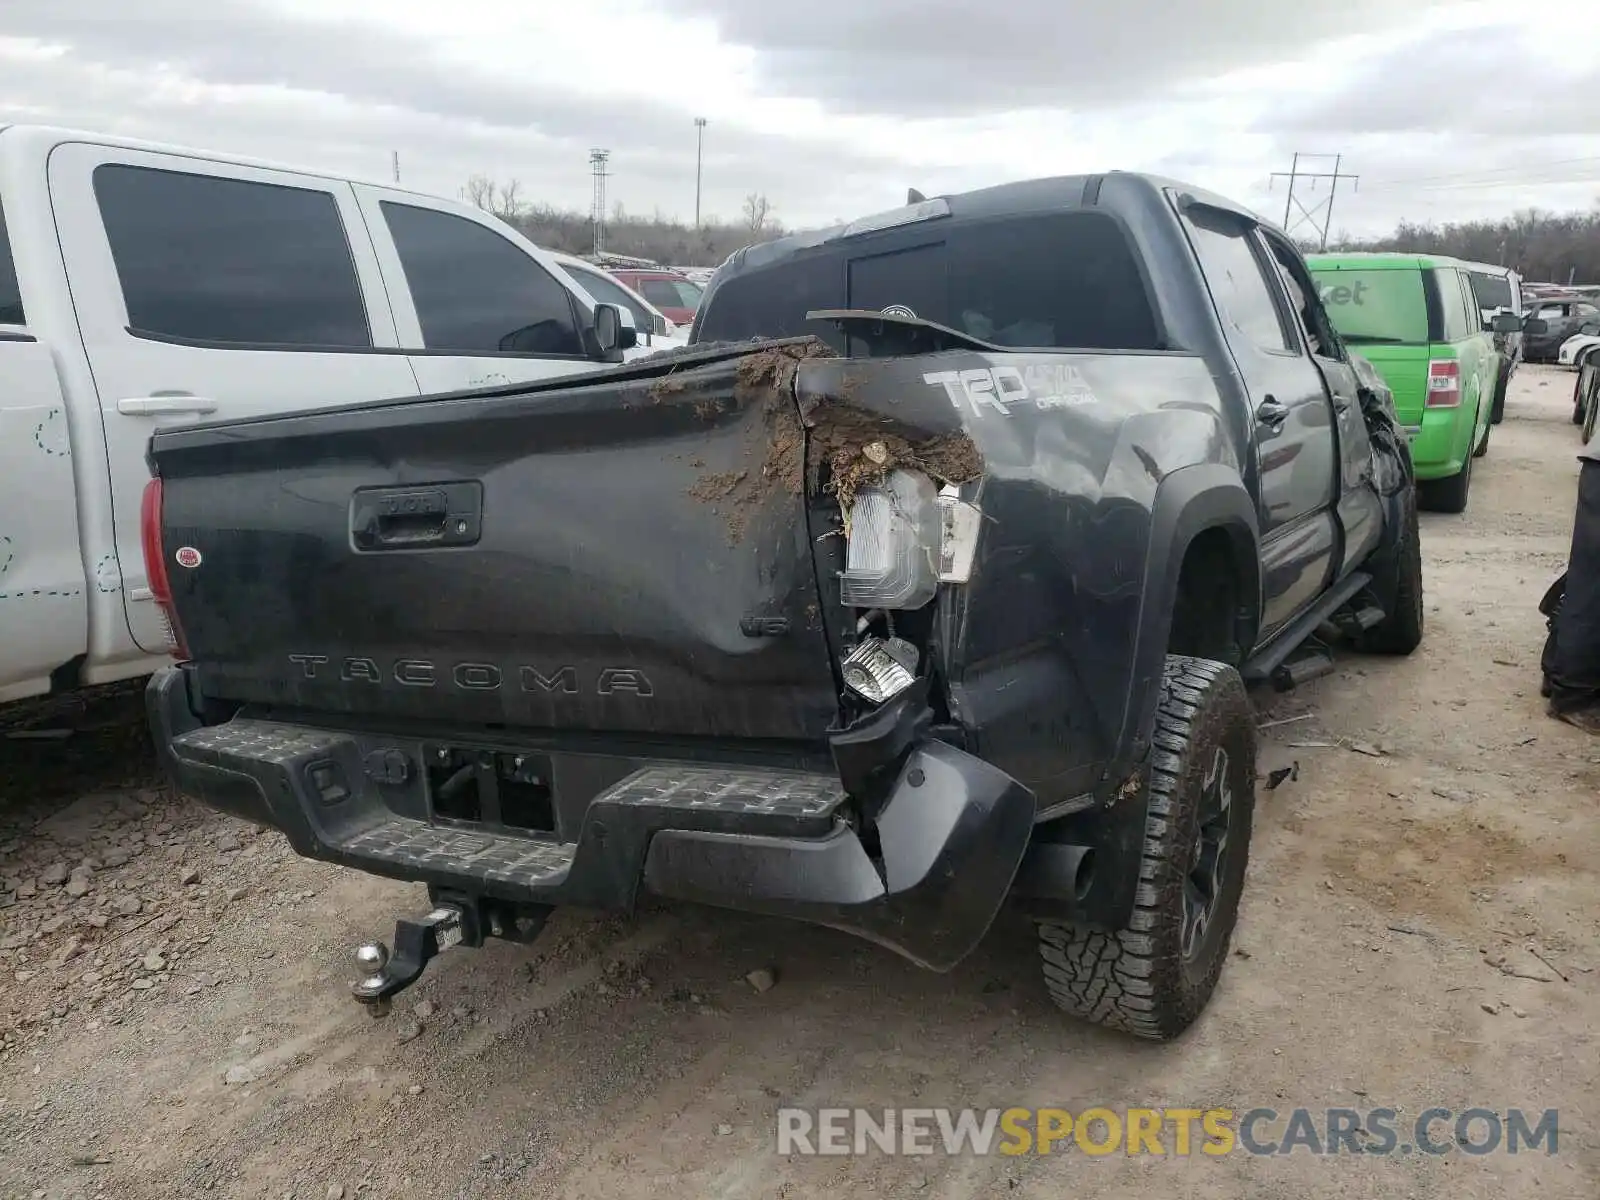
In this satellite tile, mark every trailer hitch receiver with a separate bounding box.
[350,894,548,1016]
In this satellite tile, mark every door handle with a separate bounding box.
[117,396,219,416]
[1255,396,1290,428]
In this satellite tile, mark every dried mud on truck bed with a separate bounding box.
[668,338,983,541]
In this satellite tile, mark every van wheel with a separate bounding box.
[1490,369,1508,424]
[1035,656,1255,1041]
[1420,451,1472,514]
[1357,482,1423,655]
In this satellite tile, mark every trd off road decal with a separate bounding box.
[923,364,1099,417]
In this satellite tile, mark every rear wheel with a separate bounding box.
[1035,656,1255,1041]
[1490,367,1508,424]
[1420,447,1473,514]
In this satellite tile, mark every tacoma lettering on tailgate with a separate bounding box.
[286,655,653,696]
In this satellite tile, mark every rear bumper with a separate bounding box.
[1405,406,1472,480]
[147,668,1037,971]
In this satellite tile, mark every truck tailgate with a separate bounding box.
[149,345,841,741]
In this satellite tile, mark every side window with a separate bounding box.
[1185,213,1295,354]
[1262,236,1339,358]
[1458,272,1484,335]
[0,198,23,325]
[93,165,371,348]
[564,266,653,332]
[381,203,582,356]
[1434,271,1467,341]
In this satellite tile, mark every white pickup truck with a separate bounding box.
[0,124,660,708]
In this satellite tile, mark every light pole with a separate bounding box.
[694,117,707,229]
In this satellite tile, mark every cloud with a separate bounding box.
[1259,23,1600,139]
[0,0,911,225]
[0,0,1596,239]
[651,0,1456,116]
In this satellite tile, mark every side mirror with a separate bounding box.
[1491,312,1523,334]
[587,303,639,362]
[1523,317,1549,336]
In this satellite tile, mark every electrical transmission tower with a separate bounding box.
[1270,153,1359,250]
[589,148,611,257]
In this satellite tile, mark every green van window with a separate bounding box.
[1436,269,1474,341]
[1311,268,1428,345]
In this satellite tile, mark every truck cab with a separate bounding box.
[0,123,637,707]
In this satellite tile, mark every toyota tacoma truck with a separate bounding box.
[144,173,1421,1040]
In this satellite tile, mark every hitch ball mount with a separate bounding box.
[350,893,548,1017]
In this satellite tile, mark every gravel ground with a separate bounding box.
[1,365,1597,1199]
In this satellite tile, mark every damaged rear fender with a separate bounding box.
[1116,464,1260,772]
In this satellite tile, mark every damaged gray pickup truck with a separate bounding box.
[144,173,1421,1040]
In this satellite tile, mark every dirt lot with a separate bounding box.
[2,365,1597,1199]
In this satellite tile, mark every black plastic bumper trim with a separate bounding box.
[148,667,1040,971]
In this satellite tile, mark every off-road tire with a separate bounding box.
[1490,367,1508,424]
[1035,656,1255,1041]
[1420,448,1472,514]
[1357,480,1424,655]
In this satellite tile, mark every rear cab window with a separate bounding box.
[639,276,703,311]
[0,195,25,326]
[93,164,372,348]
[1311,267,1431,345]
[381,202,582,356]
[701,210,1162,353]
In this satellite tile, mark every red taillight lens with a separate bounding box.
[1426,359,1461,408]
[139,477,189,660]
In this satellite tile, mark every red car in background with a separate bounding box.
[610,269,704,327]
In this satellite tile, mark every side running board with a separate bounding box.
[1241,570,1372,684]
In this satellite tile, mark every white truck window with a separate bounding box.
[380,202,582,357]
[560,264,656,333]
[92,164,372,348]
[0,199,22,325]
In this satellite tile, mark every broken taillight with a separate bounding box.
[1426,359,1461,408]
[139,477,189,660]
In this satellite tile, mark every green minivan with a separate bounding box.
[1306,253,1512,513]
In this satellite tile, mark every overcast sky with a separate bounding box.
[3,0,1597,239]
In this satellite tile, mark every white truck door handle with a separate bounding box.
[117,396,219,416]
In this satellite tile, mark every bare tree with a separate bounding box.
[464,175,525,221]
[1335,203,1600,282]
[742,193,772,235]
[495,179,523,220]
[465,174,496,212]
[464,178,787,266]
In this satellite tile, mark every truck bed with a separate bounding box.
[149,342,843,744]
